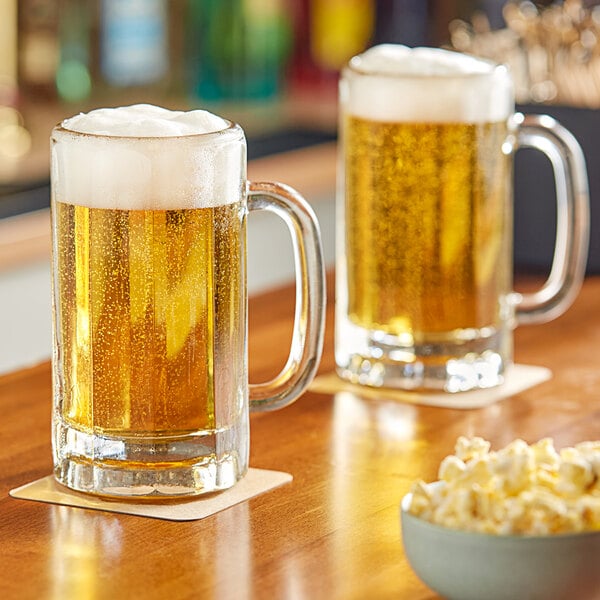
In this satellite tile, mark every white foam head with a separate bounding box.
[52,104,245,210]
[61,104,229,137]
[342,45,513,123]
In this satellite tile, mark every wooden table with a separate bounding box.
[1,274,599,600]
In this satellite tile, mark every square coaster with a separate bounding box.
[9,468,292,521]
[309,364,552,409]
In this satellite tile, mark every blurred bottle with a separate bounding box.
[186,0,293,102]
[100,0,169,88]
[18,0,60,100]
[0,0,32,177]
[0,0,19,108]
[55,0,183,105]
[372,0,430,47]
[56,0,93,103]
[373,1,477,49]
[288,0,375,98]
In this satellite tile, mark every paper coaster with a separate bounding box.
[309,364,552,409]
[9,468,292,521]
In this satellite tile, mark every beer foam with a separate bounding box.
[62,104,228,137]
[52,104,245,210]
[343,45,513,123]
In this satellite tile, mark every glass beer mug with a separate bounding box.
[51,104,325,497]
[336,46,589,392]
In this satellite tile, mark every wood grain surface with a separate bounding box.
[1,274,599,600]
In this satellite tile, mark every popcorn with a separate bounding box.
[556,456,594,497]
[454,436,491,462]
[407,436,600,534]
[438,455,466,482]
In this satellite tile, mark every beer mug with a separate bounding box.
[51,104,325,497]
[335,46,589,392]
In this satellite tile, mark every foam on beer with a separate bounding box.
[52,104,244,210]
[343,45,513,123]
[62,104,228,138]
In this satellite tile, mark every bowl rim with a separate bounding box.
[401,489,600,542]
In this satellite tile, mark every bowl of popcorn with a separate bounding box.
[401,437,600,600]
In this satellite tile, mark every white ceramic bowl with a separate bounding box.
[401,492,600,600]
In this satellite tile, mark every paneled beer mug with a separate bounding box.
[51,104,325,497]
[336,46,589,392]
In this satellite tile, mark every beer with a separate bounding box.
[52,104,326,496]
[335,45,515,390]
[344,116,510,341]
[53,201,244,437]
[51,104,251,492]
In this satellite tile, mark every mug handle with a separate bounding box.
[247,181,326,411]
[513,113,590,325]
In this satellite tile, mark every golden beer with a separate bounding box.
[53,200,244,439]
[335,45,518,390]
[337,45,588,391]
[344,116,511,341]
[52,103,326,496]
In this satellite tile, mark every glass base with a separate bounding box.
[335,321,511,392]
[53,417,247,498]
